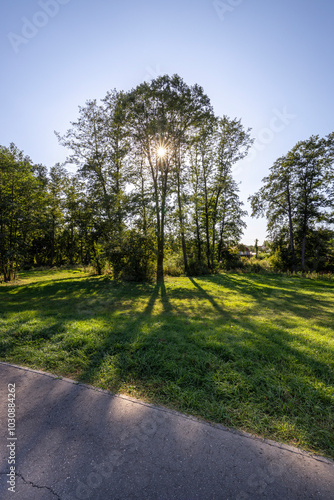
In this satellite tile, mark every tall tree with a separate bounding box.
[188,121,215,269]
[56,92,130,276]
[216,177,247,260]
[125,74,213,281]
[209,117,252,269]
[189,116,251,271]
[47,163,68,266]
[0,144,46,280]
[250,133,334,271]
[292,135,334,269]
[249,154,297,270]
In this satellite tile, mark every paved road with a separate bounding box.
[0,362,333,500]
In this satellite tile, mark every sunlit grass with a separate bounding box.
[1,270,333,459]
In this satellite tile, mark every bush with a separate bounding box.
[164,254,184,277]
[241,256,273,273]
[219,248,242,271]
[110,231,155,282]
[269,248,293,272]
[187,260,210,276]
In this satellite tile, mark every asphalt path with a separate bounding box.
[0,362,333,500]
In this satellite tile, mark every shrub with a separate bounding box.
[110,231,155,282]
[269,248,293,272]
[219,248,242,271]
[187,260,210,276]
[164,254,184,276]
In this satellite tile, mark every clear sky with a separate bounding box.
[1,0,333,245]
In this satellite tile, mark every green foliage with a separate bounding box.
[0,144,47,280]
[164,253,185,277]
[1,76,253,281]
[110,230,155,282]
[250,133,334,272]
[55,75,249,282]
[187,259,211,276]
[269,248,294,272]
[218,248,242,270]
[188,116,251,272]
[304,228,334,272]
[8,77,334,282]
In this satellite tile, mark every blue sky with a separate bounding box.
[1,0,333,244]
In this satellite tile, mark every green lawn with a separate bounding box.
[1,269,333,459]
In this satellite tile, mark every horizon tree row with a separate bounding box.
[0,145,97,280]
[2,74,333,281]
[0,76,251,282]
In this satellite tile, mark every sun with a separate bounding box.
[157,146,167,158]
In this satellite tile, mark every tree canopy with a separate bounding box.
[249,134,334,271]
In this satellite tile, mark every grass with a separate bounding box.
[1,268,334,459]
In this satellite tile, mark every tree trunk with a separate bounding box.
[70,224,74,265]
[157,235,164,282]
[195,214,202,262]
[211,221,216,270]
[286,185,296,270]
[152,155,168,283]
[50,218,55,267]
[218,214,226,262]
[92,241,102,275]
[300,202,308,271]
[301,234,306,270]
[141,168,148,236]
[157,179,167,282]
[35,241,40,266]
[204,191,211,269]
[181,234,188,273]
[176,172,188,274]
[80,237,83,264]
[211,192,221,270]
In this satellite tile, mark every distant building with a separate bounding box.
[234,245,251,257]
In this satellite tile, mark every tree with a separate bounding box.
[292,135,334,269]
[209,117,252,269]
[62,174,86,265]
[47,163,68,266]
[0,144,46,280]
[216,177,247,260]
[249,154,297,270]
[56,91,130,276]
[188,119,216,269]
[125,74,213,281]
[255,239,258,258]
[249,133,334,271]
[188,116,251,271]
[52,75,251,279]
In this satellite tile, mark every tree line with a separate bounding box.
[1,75,333,282]
[249,134,334,272]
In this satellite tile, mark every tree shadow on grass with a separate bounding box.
[1,273,333,457]
[197,273,334,325]
[77,282,175,391]
[188,277,226,316]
